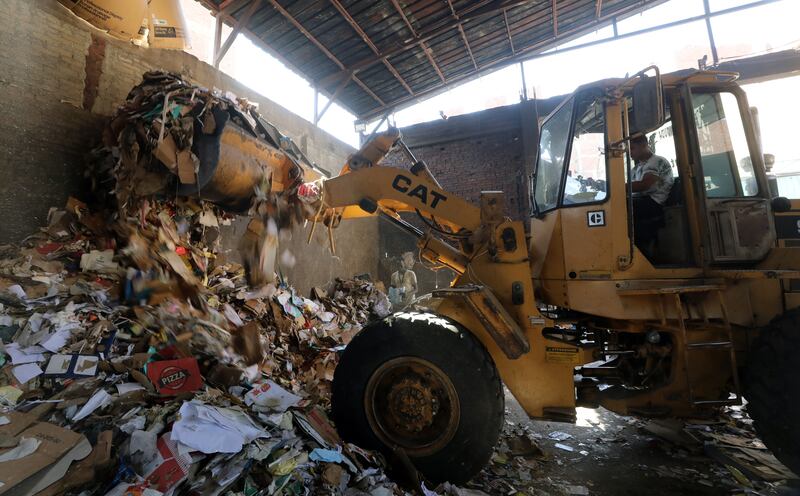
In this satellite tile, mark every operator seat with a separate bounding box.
[654,177,692,264]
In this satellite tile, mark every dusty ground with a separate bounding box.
[461,390,800,496]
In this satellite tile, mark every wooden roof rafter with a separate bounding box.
[328,0,415,96]
[264,0,385,107]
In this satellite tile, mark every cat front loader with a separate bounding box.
[299,67,800,484]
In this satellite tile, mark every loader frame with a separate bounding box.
[316,69,800,422]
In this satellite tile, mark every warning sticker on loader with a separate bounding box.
[545,346,579,364]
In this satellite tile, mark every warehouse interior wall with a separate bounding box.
[0,0,378,294]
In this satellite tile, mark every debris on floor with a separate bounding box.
[0,196,398,494]
[0,72,400,495]
[477,399,798,496]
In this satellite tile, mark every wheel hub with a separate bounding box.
[364,357,460,456]
[386,377,438,432]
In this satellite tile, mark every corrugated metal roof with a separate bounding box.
[198,0,664,120]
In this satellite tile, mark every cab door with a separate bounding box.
[686,86,775,263]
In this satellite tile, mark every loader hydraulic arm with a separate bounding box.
[305,130,495,275]
[300,129,538,364]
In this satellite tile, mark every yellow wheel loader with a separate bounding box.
[303,67,800,484]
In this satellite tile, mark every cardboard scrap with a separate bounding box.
[152,132,179,172]
[44,354,100,377]
[705,443,796,482]
[37,430,113,496]
[176,149,196,184]
[57,0,148,40]
[643,419,701,449]
[121,433,193,494]
[232,321,264,366]
[147,0,191,50]
[0,412,91,496]
[79,250,118,273]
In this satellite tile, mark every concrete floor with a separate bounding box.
[464,390,800,496]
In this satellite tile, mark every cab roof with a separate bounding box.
[575,69,741,94]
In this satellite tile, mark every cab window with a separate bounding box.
[534,98,574,213]
[564,95,606,205]
[691,91,757,197]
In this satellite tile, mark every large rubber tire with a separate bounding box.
[744,309,800,476]
[332,312,503,485]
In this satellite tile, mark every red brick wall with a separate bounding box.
[383,128,529,220]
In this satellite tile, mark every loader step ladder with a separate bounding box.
[668,287,741,406]
[618,284,741,406]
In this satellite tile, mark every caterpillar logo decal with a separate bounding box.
[391,174,448,209]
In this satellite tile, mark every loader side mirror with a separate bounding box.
[630,75,664,135]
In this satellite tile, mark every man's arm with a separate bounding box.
[631,172,658,192]
[408,271,418,292]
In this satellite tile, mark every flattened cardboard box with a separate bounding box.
[146,357,203,395]
[57,0,148,41]
[148,0,191,50]
[0,412,91,495]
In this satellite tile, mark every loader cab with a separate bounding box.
[530,69,775,284]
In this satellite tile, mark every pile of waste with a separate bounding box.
[0,71,407,495]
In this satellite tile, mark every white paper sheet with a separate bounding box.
[41,328,71,353]
[223,304,244,327]
[27,313,44,333]
[12,363,43,384]
[6,285,26,299]
[72,389,112,422]
[170,401,266,454]
[0,437,40,462]
[318,311,336,323]
[129,429,158,464]
[116,382,146,395]
[245,380,301,412]
[120,415,146,434]
[5,345,45,364]
[79,250,118,273]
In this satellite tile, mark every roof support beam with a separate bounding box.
[213,13,223,64]
[503,9,516,54]
[313,87,319,125]
[459,30,478,70]
[447,0,478,70]
[265,0,384,106]
[318,0,535,88]
[390,0,417,38]
[329,0,414,96]
[357,0,681,120]
[214,0,261,68]
[389,0,446,84]
[595,0,603,18]
[423,46,447,84]
[199,0,365,115]
[552,0,558,36]
[218,0,236,12]
[316,72,353,124]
